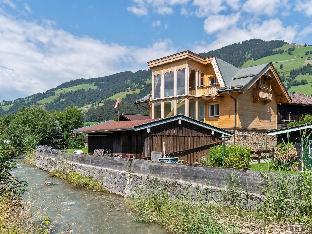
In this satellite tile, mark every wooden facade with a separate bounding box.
[147,50,291,131]
[84,116,231,165]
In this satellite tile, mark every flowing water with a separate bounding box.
[13,162,167,234]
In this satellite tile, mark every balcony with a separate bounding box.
[189,86,218,97]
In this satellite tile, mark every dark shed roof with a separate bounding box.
[78,115,232,137]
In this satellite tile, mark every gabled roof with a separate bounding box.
[78,115,232,137]
[119,114,150,121]
[215,58,269,89]
[134,115,232,137]
[77,119,154,133]
[230,64,269,88]
[215,58,239,86]
[147,50,207,68]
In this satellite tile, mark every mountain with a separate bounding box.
[0,39,311,122]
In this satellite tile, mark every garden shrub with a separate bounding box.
[201,145,251,169]
[261,172,312,223]
[273,142,298,171]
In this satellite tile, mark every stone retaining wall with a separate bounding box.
[34,148,266,206]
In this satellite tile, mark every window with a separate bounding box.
[154,102,161,119]
[164,71,174,97]
[189,70,196,92]
[199,73,205,87]
[177,99,185,115]
[210,77,217,86]
[154,74,161,99]
[198,101,205,121]
[209,104,220,117]
[164,101,174,118]
[177,68,186,95]
[189,99,196,119]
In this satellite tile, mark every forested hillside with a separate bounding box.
[0,39,311,122]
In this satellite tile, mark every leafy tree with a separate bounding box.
[6,107,63,154]
[53,107,84,148]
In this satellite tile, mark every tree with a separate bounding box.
[6,107,63,154]
[54,107,84,149]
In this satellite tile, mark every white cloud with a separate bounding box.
[225,0,241,10]
[1,0,16,9]
[127,5,148,16]
[204,14,239,33]
[152,20,161,27]
[128,0,189,15]
[0,13,175,100]
[296,0,312,16]
[23,3,31,13]
[192,0,225,16]
[242,0,286,16]
[195,19,296,51]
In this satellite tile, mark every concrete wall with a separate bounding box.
[35,147,265,206]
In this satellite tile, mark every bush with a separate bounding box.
[288,114,312,127]
[128,179,233,234]
[273,142,298,171]
[201,145,251,169]
[261,172,312,223]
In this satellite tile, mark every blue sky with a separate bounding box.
[0,0,311,100]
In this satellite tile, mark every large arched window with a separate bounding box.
[153,74,161,99]
[164,71,174,97]
[177,68,186,96]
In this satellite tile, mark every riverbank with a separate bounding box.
[33,147,312,233]
[13,162,166,234]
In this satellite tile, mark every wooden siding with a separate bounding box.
[87,120,222,165]
[205,95,236,128]
[143,121,221,164]
[237,86,277,130]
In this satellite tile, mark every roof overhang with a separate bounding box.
[268,124,312,136]
[147,50,209,68]
[243,63,291,103]
[134,115,232,138]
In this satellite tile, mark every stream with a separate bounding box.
[13,162,167,234]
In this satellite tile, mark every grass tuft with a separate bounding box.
[49,170,106,192]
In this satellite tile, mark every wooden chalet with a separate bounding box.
[138,50,291,131]
[78,115,232,164]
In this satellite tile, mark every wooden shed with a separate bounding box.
[78,115,232,164]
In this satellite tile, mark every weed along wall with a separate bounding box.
[34,147,265,206]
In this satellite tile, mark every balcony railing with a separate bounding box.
[189,86,218,97]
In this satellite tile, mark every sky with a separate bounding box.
[0,0,311,101]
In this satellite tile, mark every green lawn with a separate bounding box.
[289,75,312,95]
[250,161,274,172]
[108,88,140,100]
[243,44,312,77]
[38,83,97,105]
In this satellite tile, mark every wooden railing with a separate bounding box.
[189,86,218,97]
